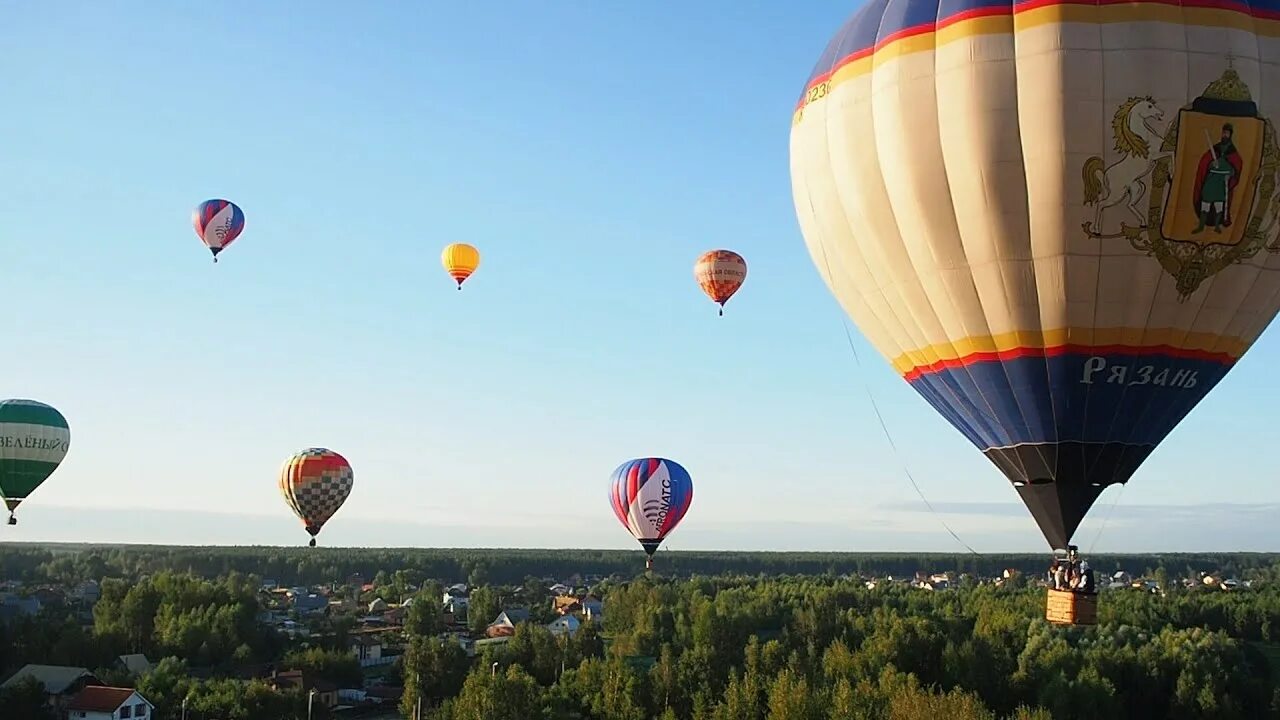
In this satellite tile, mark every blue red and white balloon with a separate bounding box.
[192,199,245,263]
[608,457,693,569]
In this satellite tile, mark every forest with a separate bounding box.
[3,543,1280,719]
[2,542,1277,588]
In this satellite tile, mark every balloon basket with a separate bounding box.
[1046,588,1097,626]
[7,515,15,526]
[308,538,316,548]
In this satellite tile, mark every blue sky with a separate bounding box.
[2,2,1278,554]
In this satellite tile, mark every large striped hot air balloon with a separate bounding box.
[694,250,748,316]
[441,243,481,290]
[192,199,245,263]
[790,1,1280,553]
[608,457,694,571]
[279,448,353,546]
[0,399,70,525]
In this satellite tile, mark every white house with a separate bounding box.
[582,597,603,622]
[444,590,469,615]
[66,686,154,720]
[548,615,580,639]
[350,634,385,667]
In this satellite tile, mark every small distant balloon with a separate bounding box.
[694,250,747,315]
[441,243,481,290]
[608,457,694,571]
[0,399,70,525]
[278,448,353,547]
[192,199,245,263]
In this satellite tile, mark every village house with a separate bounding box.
[68,580,101,605]
[269,670,339,709]
[115,654,153,677]
[548,615,581,639]
[0,593,43,619]
[350,634,385,667]
[581,596,603,622]
[444,588,469,616]
[553,595,582,615]
[486,608,530,638]
[2,664,101,717]
[292,592,328,616]
[549,583,573,596]
[66,686,154,720]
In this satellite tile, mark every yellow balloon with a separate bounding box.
[441,243,480,290]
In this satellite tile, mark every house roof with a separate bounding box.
[67,686,142,712]
[117,654,152,674]
[272,670,338,693]
[2,664,95,694]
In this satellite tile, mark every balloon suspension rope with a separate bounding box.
[813,242,979,555]
[1087,483,1127,556]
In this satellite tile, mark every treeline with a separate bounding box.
[2,542,1277,587]
[405,577,1280,720]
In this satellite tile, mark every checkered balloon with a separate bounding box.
[279,448,353,546]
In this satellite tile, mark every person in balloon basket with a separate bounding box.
[1072,561,1097,595]
[1050,560,1066,591]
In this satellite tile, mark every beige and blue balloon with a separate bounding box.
[0,399,70,525]
[790,0,1280,551]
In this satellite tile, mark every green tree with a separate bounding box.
[442,665,543,720]
[0,676,52,720]
[281,647,362,688]
[467,586,500,636]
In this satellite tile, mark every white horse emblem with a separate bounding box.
[1082,97,1171,236]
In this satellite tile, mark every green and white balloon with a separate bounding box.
[0,399,70,525]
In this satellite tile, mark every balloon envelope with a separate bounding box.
[279,448,353,544]
[608,457,693,556]
[192,199,245,260]
[790,1,1280,550]
[694,250,747,312]
[441,243,481,289]
[0,399,70,520]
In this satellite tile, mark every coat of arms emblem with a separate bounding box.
[1082,67,1280,299]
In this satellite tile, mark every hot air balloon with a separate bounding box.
[279,448,353,547]
[441,243,480,290]
[608,457,693,571]
[0,399,70,525]
[192,199,245,263]
[790,3,1280,565]
[694,250,747,316]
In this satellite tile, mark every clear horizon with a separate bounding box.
[4,2,1279,554]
